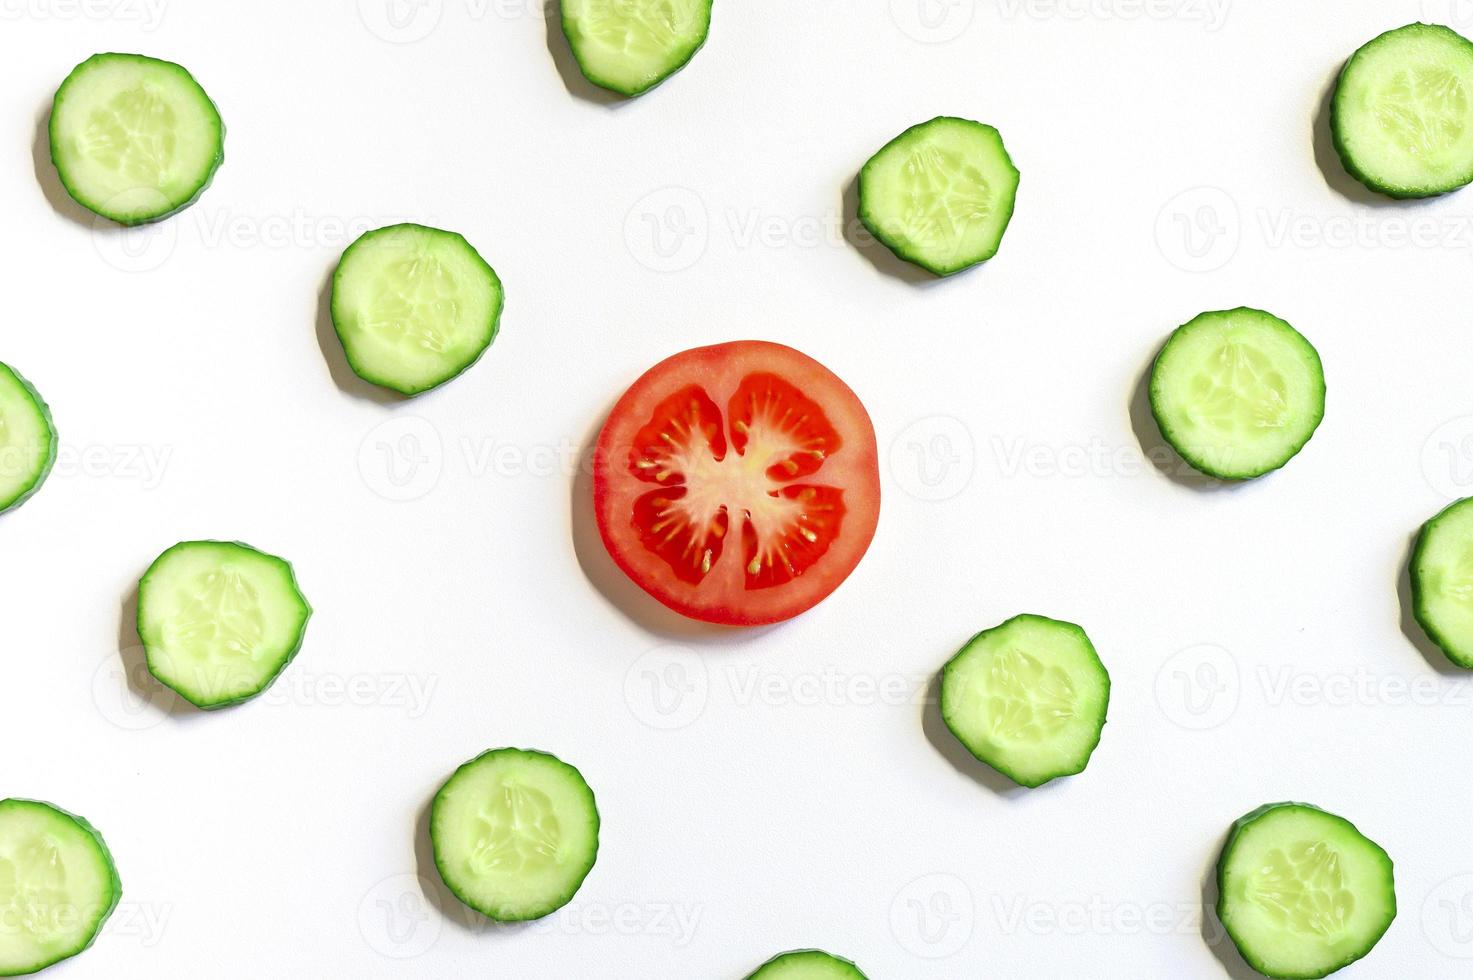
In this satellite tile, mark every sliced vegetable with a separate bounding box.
[1217,802,1395,979]
[331,223,503,396]
[0,364,56,516]
[560,0,712,96]
[939,614,1109,788]
[1149,308,1325,480]
[431,748,599,921]
[858,116,1020,276]
[137,540,311,709]
[746,949,869,979]
[1332,23,1473,198]
[49,52,223,225]
[1412,496,1473,667]
[0,799,120,978]
[593,340,880,626]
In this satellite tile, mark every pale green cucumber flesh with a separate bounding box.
[939,613,1110,788]
[0,799,121,978]
[1412,496,1473,667]
[136,540,311,709]
[1332,23,1473,198]
[858,116,1020,277]
[1217,803,1395,979]
[48,52,223,225]
[0,364,56,516]
[331,223,503,396]
[561,0,712,96]
[746,949,869,980]
[431,748,599,922]
[1149,308,1326,480]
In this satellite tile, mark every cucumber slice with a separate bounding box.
[431,748,599,922]
[1411,496,1473,667]
[1332,23,1473,199]
[858,116,1020,277]
[1149,308,1326,481]
[939,614,1110,788]
[330,223,504,396]
[0,364,56,516]
[48,53,223,225]
[136,540,311,709]
[0,799,120,978]
[560,0,712,97]
[1217,803,1395,979]
[746,949,869,979]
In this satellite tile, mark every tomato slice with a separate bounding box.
[593,341,881,626]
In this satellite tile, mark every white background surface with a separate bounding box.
[5,1,1473,977]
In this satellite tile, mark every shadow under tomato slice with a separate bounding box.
[593,341,880,626]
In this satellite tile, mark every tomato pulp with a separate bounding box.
[593,341,880,626]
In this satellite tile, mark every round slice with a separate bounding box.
[560,0,712,96]
[1217,803,1395,979]
[331,223,503,396]
[1411,496,1473,667]
[0,364,57,516]
[1332,23,1473,198]
[0,799,121,978]
[137,540,311,709]
[49,52,223,225]
[746,949,869,979]
[1149,308,1326,480]
[431,748,599,922]
[593,341,880,626]
[858,116,1020,277]
[939,614,1109,788]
